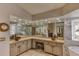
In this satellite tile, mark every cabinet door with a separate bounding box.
[16,42,21,55]
[20,41,27,53]
[32,40,36,48]
[52,45,63,56]
[27,39,31,49]
[10,44,17,56]
[44,44,53,54]
[23,41,27,51]
[25,40,28,50]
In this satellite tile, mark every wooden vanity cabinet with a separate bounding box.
[10,41,23,55]
[10,43,17,56]
[44,41,63,56]
[52,43,63,56]
[10,40,29,56]
[10,39,63,56]
[10,42,22,56]
[20,40,28,54]
[44,44,53,54]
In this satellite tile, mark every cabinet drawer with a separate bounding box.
[49,42,57,46]
[56,43,63,47]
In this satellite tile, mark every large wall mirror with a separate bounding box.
[10,15,32,40]
[48,22,64,39]
[10,15,64,40]
[56,22,64,37]
[35,24,48,37]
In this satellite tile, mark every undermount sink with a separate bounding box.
[68,46,79,56]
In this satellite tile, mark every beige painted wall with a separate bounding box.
[32,4,79,56]
[32,8,63,20]
[0,4,32,56]
[32,3,79,20]
[63,4,79,56]
[0,3,79,56]
[63,3,79,15]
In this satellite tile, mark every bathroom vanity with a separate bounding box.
[10,15,64,56]
[10,36,64,56]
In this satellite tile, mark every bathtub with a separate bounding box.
[68,46,79,56]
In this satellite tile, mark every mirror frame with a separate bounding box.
[0,23,9,32]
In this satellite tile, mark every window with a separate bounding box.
[72,19,79,41]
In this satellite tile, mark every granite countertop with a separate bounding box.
[10,36,64,44]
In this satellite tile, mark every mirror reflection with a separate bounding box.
[10,15,64,40]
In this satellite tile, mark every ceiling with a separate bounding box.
[17,3,66,15]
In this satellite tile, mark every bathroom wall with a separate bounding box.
[32,8,63,20]
[63,9,79,56]
[1,3,79,56]
[63,3,79,15]
[62,3,79,55]
[32,7,64,37]
[0,4,32,56]
[32,4,79,56]
[32,3,79,21]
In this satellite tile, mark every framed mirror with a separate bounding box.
[0,23,9,32]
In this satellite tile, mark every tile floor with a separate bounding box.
[20,49,53,56]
